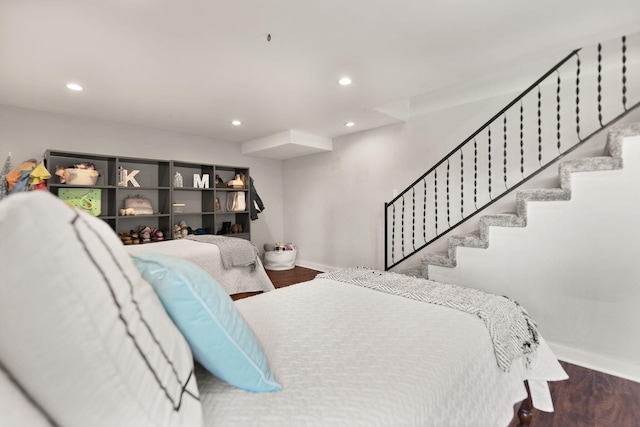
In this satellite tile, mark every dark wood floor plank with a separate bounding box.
[260,266,640,427]
[265,265,321,288]
[596,367,640,395]
[566,363,595,426]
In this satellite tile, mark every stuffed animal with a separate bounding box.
[173,224,182,239]
[119,208,136,216]
[55,166,66,183]
[178,221,189,238]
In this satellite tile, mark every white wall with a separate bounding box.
[283,90,613,273]
[284,32,640,273]
[0,104,284,253]
[429,135,640,382]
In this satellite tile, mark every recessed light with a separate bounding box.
[231,120,242,126]
[345,121,355,127]
[338,77,352,86]
[66,83,83,91]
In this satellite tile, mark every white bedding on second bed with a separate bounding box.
[124,239,274,295]
[196,278,567,427]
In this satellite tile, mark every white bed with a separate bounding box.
[196,278,568,427]
[124,239,275,295]
[0,192,567,427]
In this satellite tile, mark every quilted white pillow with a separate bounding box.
[0,365,53,427]
[0,191,203,427]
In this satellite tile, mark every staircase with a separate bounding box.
[385,32,640,272]
[422,122,640,278]
[423,122,640,381]
[382,32,640,379]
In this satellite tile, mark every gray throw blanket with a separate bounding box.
[186,235,258,270]
[318,267,539,372]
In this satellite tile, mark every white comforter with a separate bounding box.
[124,239,274,295]
[197,279,567,427]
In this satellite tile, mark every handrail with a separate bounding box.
[385,34,639,271]
[386,49,581,208]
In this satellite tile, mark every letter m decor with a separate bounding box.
[193,174,209,188]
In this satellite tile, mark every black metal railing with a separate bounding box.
[385,33,640,270]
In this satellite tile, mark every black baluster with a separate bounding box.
[473,138,478,209]
[556,71,562,153]
[446,159,450,227]
[460,150,464,219]
[576,53,582,140]
[520,101,524,178]
[622,36,627,111]
[537,86,542,165]
[434,169,438,234]
[597,43,603,126]
[391,203,395,263]
[503,115,508,190]
[423,178,427,243]
[401,196,405,257]
[488,126,493,200]
[412,187,416,250]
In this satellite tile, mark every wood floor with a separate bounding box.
[532,362,640,427]
[264,266,640,427]
[265,265,322,288]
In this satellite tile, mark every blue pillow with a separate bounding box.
[131,252,282,393]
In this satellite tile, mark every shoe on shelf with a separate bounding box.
[138,226,151,243]
[151,228,164,241]
[119,232,132,245]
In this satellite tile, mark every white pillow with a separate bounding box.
[0,191,203,427]
[0,364,53,427]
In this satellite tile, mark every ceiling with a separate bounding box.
[1,0,639,158]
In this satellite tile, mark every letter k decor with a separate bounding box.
[122,169,141,187]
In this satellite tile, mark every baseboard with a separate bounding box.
[295,259,339,273]
[547,340,640,383]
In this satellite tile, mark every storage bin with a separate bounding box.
[173,203,185,213]
[64,168,99,185]
[264,249,297,271]
[58,188,102,216]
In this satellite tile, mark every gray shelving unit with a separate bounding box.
[212,164,250,240]
[45,150,250,241]
[170,161,216,237]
